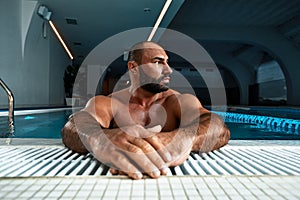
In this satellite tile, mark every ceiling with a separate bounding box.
[36,0,181,65]
[35,0,300,69]
[168,0,300,60]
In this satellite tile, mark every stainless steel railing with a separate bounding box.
[0,78,14,143]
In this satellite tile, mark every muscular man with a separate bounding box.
[61,41,230,179]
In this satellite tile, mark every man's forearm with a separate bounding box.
[61,111,102,154]
[194,112,230,152]
[178,112,230,152]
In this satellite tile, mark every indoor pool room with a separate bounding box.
[1,0,300,200]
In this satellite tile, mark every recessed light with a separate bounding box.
[144,8,151,12]
[65,18,78,25]
[73,42,82,46]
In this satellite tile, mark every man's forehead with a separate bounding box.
[145,49,168,60]
[130,41,168,61]
[131,41,163,50]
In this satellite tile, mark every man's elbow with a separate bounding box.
[212,124,230,150]
[61,120,89,154]
[197,113,230,152]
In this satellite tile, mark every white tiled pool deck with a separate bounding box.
[1,175,299,200]
[0,139,300,200]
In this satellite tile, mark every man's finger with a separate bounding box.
[110,168,119,175]
[130,137,168,175]
[120,142,162,179]
[93,148,143,180]
[145,135,173,163]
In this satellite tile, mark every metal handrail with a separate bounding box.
[0,79,14,142]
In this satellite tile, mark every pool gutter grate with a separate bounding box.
[0,146,299,177]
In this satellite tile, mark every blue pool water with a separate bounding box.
[227,106,300,120]
[0,108,300,140]
[227,122,300,140]
[0,109,72,138]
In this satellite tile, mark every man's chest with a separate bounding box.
[113,103,178,131]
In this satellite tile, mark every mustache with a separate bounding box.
[139,67,170,84]
[158,75,170,82]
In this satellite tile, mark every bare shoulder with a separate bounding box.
[108,88,131,103]
[178,93,202,108]
[164,90,200,107]
[84,95,112,111]
[83,95,116,128]
[164,91,210,114]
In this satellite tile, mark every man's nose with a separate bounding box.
[163,63,173,75]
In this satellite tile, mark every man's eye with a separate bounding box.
[155,62,163,67]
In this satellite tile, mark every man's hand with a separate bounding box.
[89,125,170,179]
[145,129,195,167]
[67,111,170,179]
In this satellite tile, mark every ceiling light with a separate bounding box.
[37,5,74,60]
[65,18,78,25]
[144,8,151,12]
[147,0,172,41]
[73,42,82,46]
[49,20,74,60]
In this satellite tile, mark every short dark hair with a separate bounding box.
[127,41,163,64]
[128,49,143,63]
[128,42,145,64]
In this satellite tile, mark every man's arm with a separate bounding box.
[176,93,230,152]
[145,93,230,166]
[191,111,230,152]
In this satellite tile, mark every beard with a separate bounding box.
[139,68,169,94]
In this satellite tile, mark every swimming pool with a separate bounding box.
[0,108,299,140]
[0,108,74,139]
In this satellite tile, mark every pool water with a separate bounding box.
[0,109,299,140]
[0,110,72,138]
[228,107,300,120]
[227,122,300,140]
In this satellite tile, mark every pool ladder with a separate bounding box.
[0,78,14,144]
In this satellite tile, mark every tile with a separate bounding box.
[174,195,188,200]
[240,195,258,200]
[238,189,253,196]
[215,195,230,200]
[4,191,21,198]
[145,196,162,200]
[75,190,91,196]
[172,189,186,196]
[19,191,36,198]
[60,190,78,198]
[118,190,132,196]
[47,190,64,198]
[227,195,244,200]
[0,174,300,200]
[33,191,50,198]
[160,189,173,196]
[283,195,300,200]
[184,189,200,196]
[200,194,216,200]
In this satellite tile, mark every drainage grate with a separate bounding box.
[0,146,299,177]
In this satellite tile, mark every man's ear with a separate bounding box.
[128,61,136,69]
[128,61,138,73]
